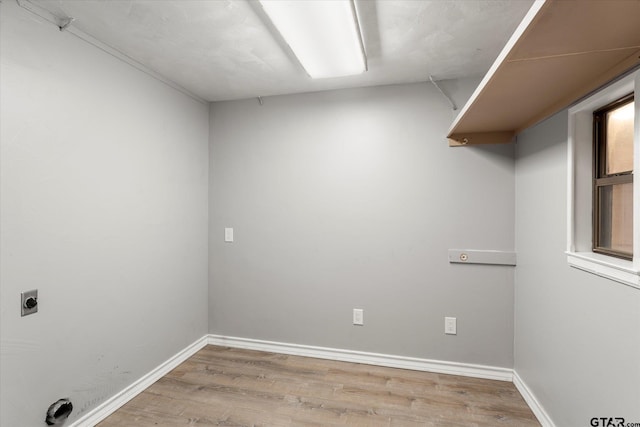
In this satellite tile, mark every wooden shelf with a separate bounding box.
[447,0,640,147]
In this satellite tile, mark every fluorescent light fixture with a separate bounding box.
[258,0,367,79]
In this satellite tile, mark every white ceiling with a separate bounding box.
[27,0,534,102]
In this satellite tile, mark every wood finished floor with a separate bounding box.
[97,345,540,427]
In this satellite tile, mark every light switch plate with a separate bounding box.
[353,308,364,326]
[445,317,457,335]
[224,227,234,242]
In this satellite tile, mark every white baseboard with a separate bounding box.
[69,335,209,427]
[207,334,513,382]
[69,334,554,427]
[513,370,555,427]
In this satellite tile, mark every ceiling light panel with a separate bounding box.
[258,0,366,79]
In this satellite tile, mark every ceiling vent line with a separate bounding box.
[15,0,207,105]
[429,75,457,111]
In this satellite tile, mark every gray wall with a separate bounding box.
[0,2,209,426]
[12,1,637,425]
[515,111,640,425]
[209,81,517,368]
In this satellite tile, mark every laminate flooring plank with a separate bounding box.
[97,345,540,427]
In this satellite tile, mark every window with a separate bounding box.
[566,69,639,289]
[593,94,634,260]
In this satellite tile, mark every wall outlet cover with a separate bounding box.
[353,308,364,326]
[445,317,457,335]
[21,289,38,316]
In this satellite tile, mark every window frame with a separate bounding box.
[592,93,634,260]
[566,69,640,289]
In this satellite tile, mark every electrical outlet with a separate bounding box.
[353,308,364,326]
[445,317,457,335]
[21,289,38,316]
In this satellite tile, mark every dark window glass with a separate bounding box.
[593,94,634,259]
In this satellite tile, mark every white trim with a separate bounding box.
[15,0,207,105]
[566,106,577,253]
[68,335,209,427]
[207,334,513,382]
[566,69,640,288]
[513,371,555,427]
[65,335,559,426]
[567,252,640,289]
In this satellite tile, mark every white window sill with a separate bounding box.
[566,252,640,289]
